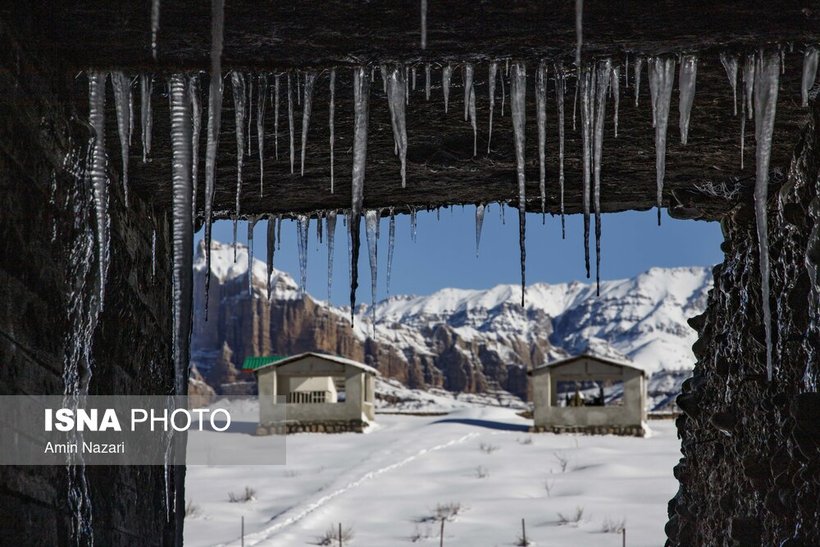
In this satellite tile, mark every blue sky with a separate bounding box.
[200,207,722,306]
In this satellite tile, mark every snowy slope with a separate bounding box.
[185,409,680,547]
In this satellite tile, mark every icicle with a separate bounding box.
[412,66,417,91]
[420,0,427,49]
[754,51,780,381]
[140,74,153,163]
[743,55,755,121]
[648,56,675,225]
[287,72,295,173]
[231,71,247,260]
[648,58,658,128]
[247,216,257,296]
[169,73,193,398]
[277,214,282,250]
[442,64,452,113]
[465,63,477,156]
[349,67,370,319]
[535,63,547,215]
[364,210,379,326]
[317,211,324,245]
[190,75,202,225]
[625,55,629,89]
[475,203,485,257]
[572,74,578,130]
[575,0,583,66]
[678,55,697,145]
[274,75,280,160]
[386,212,396,293]
[380,64,388,94]
[593,60,612,295]
[296,215,310,296]
[741,84,746,169]
[88,72,110,310]
[580,65,593,278]
[633,56,643,107]
[329,69,336,193]
[266,216,276,299]
[720,52,739,116]
[257,73,267,196]
[151,0,160,59]
[488,62,498,153]
[386,66,408,187]
[555,65,566,238]
[801,46,818,107]
[425,64,431,101]
[111,71,132,207]
[410,207,417,242]
[510,62,527,307]
[326,211,337,301]
[296,71,301,105]
[405,66,410,105]
[611,65,620,138]
[300,71,317,176]
[203,0,225,320]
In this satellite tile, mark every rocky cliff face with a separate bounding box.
[667,108,820,545]
[192,241,711,403]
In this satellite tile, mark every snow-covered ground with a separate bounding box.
[185,407,679,547]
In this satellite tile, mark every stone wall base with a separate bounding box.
[530,424,646,437]
[256,419,370,435]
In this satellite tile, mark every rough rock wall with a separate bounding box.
[0,24,177,546]
[668,106,820,545]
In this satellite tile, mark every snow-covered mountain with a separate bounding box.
[192,240,712,409]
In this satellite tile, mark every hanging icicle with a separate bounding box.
[535,63,547,215]
[442,64,452,113]
[257,73,267,196]
[744,54,756,121]
[555,64,567,238]
[475,203,485,257]
[802,45,818,107]
[169,73,193,397]
[266,216,276,299]
[611,65,620,138]
[111,71,132,208]
[189,75,202,225]
[329,69,336,193]
[247,216,258,296]
[246,74,254,157]
[386,212,396,293]
[300,71,317,176]
[88,72,110,310]
[203,0,225,320]
[326,211,337,301]
[349,66,370,319]
[720,52,739,116]
[386,66,408,187]
[488,62,498,153]
[580,65,593,278]
[510,62,527,306]
[231,72,247,261]
[296,215,310,296]
[410,207,417,242]
[464,63,477,156]
[679,55,697,145]
[420,0,427,50]
[140,74,153,163]
[648,56,675,225]
[365,210,380,326]
[633,56,643,107]
[754,50,780,381]
[593,60,612,295]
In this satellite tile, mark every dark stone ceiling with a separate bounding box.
[8,1,820,220]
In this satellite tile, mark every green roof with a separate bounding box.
[242,355,287,371]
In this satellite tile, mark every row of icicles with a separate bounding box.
[79,46,814,395]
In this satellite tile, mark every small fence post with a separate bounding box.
[241,516,244,547]
[439,517,445,547]
[622,527,626,547]
[521,518,527,545]
[339,522,343,547]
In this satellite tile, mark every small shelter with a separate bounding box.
[529,353,647,436]
[254,352,378,434]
